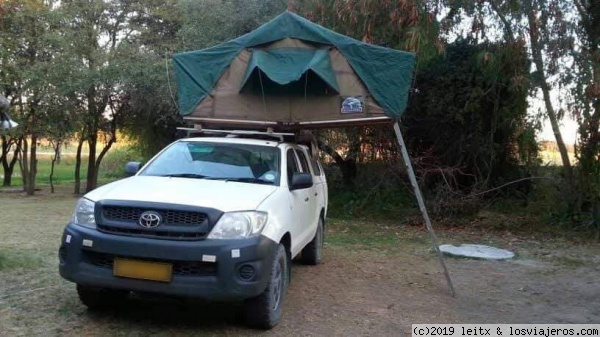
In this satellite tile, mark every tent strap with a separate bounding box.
[393,121,456,297]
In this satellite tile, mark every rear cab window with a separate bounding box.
[294,148,312,174]
[286,148,301,186]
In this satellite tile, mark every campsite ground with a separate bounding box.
[1,187,599,336]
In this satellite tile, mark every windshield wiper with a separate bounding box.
[157,174,273,184]
[158,173,209,179]
[222,177,274,184]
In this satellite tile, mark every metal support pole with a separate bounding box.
[393,121,456,297]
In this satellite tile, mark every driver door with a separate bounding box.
[286,148,313,256]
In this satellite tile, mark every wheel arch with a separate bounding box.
[279,232,292,282]
[279,232,291,257]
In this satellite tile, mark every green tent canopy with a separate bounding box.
[173,11,415,128]
[240,48,339,94]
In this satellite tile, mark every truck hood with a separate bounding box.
[85,176,277,212]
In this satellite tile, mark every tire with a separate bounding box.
[245,244,289,329]
[301,217,324,265]
[77,284,128,310]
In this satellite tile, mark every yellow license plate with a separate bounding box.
[113,258,173,283]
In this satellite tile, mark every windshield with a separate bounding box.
[140,141,281,185]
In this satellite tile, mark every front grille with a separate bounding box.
[103,206,207,226]
[82,251,217,277]
[97,225,207,240]
[98,204,211,241]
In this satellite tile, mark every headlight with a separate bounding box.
[208,211,268,239]
[71,198,96,228]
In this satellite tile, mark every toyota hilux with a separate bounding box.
[58,131,328,329]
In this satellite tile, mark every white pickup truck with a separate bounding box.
[58,131,328,329]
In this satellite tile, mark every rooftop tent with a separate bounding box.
[173,11,455,296]
[173,11,415,129]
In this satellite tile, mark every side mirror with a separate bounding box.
[290,172,313,191]
[124,161,142,177]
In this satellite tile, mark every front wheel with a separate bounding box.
[245,244,289,329]
[301,217,324,265]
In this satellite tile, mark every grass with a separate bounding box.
[0,249,42,271]
[1,147,143,189]
[1,154,88,188]
[326,218,429,250]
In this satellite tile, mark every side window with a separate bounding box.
[295,149,311,174]
[310,158,322,176]
[286,149,300,185]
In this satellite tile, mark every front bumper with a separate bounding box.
[58,223,278,301]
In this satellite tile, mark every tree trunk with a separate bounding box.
[1,136,10,186]
[94,136,116,183]
[74,135,84,194]
[339,158,357,187]
[583,5,600,230]
[317,139,357,187]
[20,138,29,192]
[525,1,574,189]
[25,135,38,195]
[0,136,6,165]
[86,133,98,192]
[49,141,60,194]
[2,138,20,187]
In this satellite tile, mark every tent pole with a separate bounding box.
[393,121,456,297]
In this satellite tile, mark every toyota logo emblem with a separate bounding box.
[139,211,162,228]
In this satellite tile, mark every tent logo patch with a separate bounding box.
[341,96,364,114]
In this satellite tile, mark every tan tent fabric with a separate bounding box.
[260,38,322,50]
[187,38,389,129]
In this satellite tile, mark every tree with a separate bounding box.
[403,41,535,193]
[177,0,286,50]
[571,0,600,229]
[56,0,138,193]
[301,0,443,62]
[523,0,575,189]
[445,0,575,183]
[442,0,591,220]
[0,0,62,195]
[0,133,21,187]
[112,0,183,158]
[0,95,20,187]
[116,0,287,158]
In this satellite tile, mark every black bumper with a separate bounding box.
[58,223,278,301]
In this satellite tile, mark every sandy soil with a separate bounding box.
[2,244,599,336]
[0,191,599,336]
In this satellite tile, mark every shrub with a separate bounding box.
[99,147,144,179]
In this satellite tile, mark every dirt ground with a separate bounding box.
[1,189,599,336]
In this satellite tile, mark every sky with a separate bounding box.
[538,117,578,145]
[437,7,582,146]
[531,87,580,145]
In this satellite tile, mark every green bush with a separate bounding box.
[324,163,417,220]
[99,147,144,179]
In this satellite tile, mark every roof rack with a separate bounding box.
[177,126,295,142]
